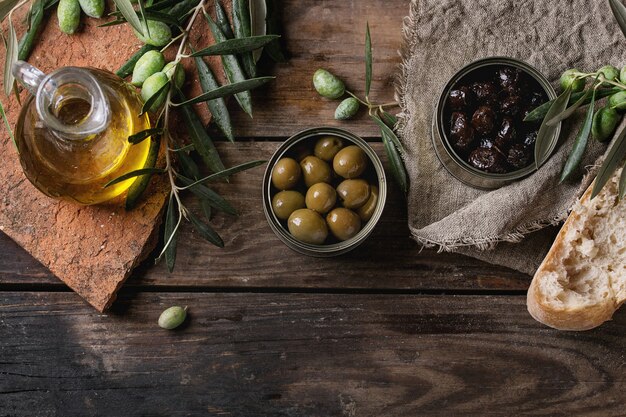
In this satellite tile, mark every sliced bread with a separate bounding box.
[527,169,626,330]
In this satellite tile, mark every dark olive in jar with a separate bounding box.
[506,143,532,169]
[495,117,516,149]
[500,94,522,117]
[523,130,537,147]
[468,147,507,173]
[305,182,337,214]
[479,137,495,148]
[356,185,378,222]
[271,158,301,190]
[450,112,475,151]
[336,179,370,209]
[333,145,368,179]
[448,86,473,111]
[496,67,523,93]
[314,136,344,162]
[300,156,332,187]
[470,81,497,104]
[528,91,546,107]
[288,208,328,245]
[471,105,496,136]
[272,190,306,220]
[326,208,361,241]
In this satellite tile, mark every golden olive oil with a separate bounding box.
[15,68,152,205]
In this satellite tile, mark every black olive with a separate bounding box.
[479,137,495,148]
[500,94,523,117]
[507,143,532,169]
[448,86,473,111]
[471,105,496,135]
[468,147,507,173]
[522,130,538,147]
[470,81,497,104]
[496,67,523,93]
[495,117,517,149]
[449,111,475,151]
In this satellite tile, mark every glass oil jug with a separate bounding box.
[12,61,152,205]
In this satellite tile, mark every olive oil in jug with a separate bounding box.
[12,61,152,205]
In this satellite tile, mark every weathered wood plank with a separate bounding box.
[0,142,530,290]
[1,292,625,416]
[225,0,405,139]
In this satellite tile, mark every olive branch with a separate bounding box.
[0,0,286,272]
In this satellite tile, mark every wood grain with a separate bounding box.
[1,291,625,416]
[0,142,530,291]
[224,0,405,139]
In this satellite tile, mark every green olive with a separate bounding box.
[620,66,626,84]
[158,306,187,330]
[162,62,186,89]
[132,50,166,87]
[288,209,328,245]
[326,208,361,241]
[609,91,626,112]
[356,185,378,222]
[592,106,620,142]
[559,69,585,92]
[333,145,368,179]
[598,65,620,87]
[271,158,301,190]
[313,68,345,99]
[272,190,305,220]
[336,179,370,209]
[314,136,344,161]
[335,97,360,120]
[300,156,332,187]
[134,20,173,47]
[305,183,337,214]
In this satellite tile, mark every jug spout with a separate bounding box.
[12,60,111,140]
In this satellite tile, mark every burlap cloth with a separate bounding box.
[396,0,624,275]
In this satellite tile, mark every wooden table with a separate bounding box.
[1,1,625,415]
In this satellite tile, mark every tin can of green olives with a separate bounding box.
[262,127,387,256]
[432,56,559,189]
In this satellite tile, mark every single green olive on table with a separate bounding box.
[312,23,408,195]
[158,306,187,330]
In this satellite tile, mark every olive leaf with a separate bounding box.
[177,149,201,180]
[178,160,266,189]
[610,0,626,40]
[0,99,16,151]
[17,0,44,61]
[163,194,179,272]
[214,0,234,39]
[171,76,274,107]
[177,175,237,215]
[4,16,18,97]
[371,114,405,154]
[560,86,597,182]
[534,86,572,168]
[141,10,181,28]
[249,0,267,62]
[190,35,280,57]
[187,210,224,247]
[0,0,20,22]
[546,86,595,126]
[380,110,397,128]
[232,0,255,77]
[591,124,626,199]
[128,127,164,144]
[177,90,226,173]
[191,47,234,142]
[136,0,150,37]
[146,0,179,11]
[116,44,157,78]
[169,0,201,21]
[104,167,165,187]
[371,115,407,194]
[524,88,619,122]
[204,10,255,117]
[365,22,372,99]
[126,132,162,210]
[112,0,145,36]
[200,199,212,221]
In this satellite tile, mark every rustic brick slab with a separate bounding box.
[0,2,228,311]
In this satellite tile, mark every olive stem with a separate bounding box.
[160,33,186,53]
[346,91,369,106]
[346,90,399,110]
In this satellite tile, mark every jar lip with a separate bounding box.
[433,56,559,188]
[35,67,111,140]
[262,127,388,257]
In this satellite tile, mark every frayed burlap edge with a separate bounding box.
[393,0,602,252]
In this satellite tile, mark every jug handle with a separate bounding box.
[12,60,45,96]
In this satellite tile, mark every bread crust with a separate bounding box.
[526,182,618,331]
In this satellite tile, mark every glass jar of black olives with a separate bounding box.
[263,127,387,256]
[432,57,559,189]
